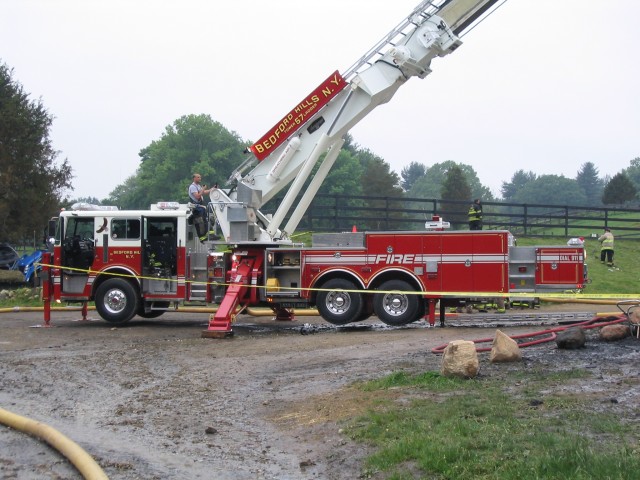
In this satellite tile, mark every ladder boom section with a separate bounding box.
[213,0,500,243]
[438,0,501,35]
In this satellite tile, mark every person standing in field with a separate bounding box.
[598,227,614,267]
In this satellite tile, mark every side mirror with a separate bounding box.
[47,218,58,238]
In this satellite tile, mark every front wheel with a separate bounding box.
[373,279,421,326]
[316,278,363,325]
[95,278,139,324]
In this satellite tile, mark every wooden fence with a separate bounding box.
[277,194,640,238]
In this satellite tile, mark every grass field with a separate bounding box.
[346,368,640,479]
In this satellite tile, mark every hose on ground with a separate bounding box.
[542,297,622,305]
[0,406,109,480]
[0,305,319,316]
[431,314,628,354]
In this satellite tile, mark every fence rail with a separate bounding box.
[270,194,640,238]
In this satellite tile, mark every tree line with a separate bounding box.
[97,113,640,212]
[2,60,638,244]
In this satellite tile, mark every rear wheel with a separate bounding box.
[356,295,374,321]
[316,278,363,325]
[373,279,420,326]
[95,278,139,324]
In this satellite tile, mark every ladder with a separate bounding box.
[342,0,502,81]
[342,0,447,81]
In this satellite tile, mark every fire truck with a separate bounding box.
[44,0,586,334]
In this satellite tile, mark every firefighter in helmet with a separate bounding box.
[468,199,483,230]
[598,227,615,267]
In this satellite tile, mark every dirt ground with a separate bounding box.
[1,303,639,480]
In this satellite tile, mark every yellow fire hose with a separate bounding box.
[0,407,108,479]
[542,297,622,306]
[0,305,320,316]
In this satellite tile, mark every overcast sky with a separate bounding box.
[2,0,639,201]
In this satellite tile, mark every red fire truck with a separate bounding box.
[43,0,586,334]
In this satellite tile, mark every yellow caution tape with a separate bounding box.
[35,262,639,300]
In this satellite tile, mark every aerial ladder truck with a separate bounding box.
[202,0,585,336]
[43,0,586,335]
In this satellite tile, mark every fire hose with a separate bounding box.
[431,314,629,354]
[0,407,108,479]
[0,305,319,316]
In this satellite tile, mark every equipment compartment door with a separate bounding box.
[471,232,508,294]
[536,248,583,285]
[440,234,474,293]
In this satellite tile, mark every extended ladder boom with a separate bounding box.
[210,0,501,243]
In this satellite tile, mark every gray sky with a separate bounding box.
[2,0,639,201]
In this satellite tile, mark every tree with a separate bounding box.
[107,114,246,209]
[500,170,536,202]
[622,157,640,198]
[357,149,404,230]
[400,161,427,191]
[602,173,637,205]
[0,62,72,243]
[103,175,146,209]
[358,150,403,198]
[575,162,603,206]
[512,175,586,206]
[440,165,471,228]
[407,161,493,201]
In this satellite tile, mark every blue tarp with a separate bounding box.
[14,249,45,284]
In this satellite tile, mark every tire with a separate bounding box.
[95,278,139,325]
[316,278,363,325]
[373,279,421,326]
[137,301,169,319]
[356,295,374,321]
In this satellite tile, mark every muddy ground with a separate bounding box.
[1,304,639,480]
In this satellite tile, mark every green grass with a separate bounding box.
[346,370,640,480]
[0,285,44,307]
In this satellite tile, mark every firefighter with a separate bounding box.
[468,199,483,230]
[188,173,212,242]
[598,227,615,267]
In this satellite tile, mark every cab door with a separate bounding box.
[60,216,96,293]
[141,216,179,295]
